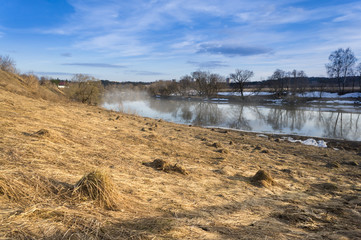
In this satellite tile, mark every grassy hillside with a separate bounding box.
[1,70,361,239]
[0,70,65,101]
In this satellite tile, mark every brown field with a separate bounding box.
[1,70,361,239]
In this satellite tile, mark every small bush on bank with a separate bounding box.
[65,74,103,105]
[0,55,17,73]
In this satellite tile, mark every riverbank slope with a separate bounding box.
[1,71,361,239]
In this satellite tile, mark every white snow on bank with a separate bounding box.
[218,91,361,98]
[284,137,327,148]
[310,100,360,104]
[297,92,361,98]
[256,134,268,138]
[211,98,229,101]
[218,92,273,96]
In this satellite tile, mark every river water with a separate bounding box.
[103,92,361,141]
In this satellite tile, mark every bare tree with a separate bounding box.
[289,69,308,95]
[326,48,357,94]
[66,74,103,105]
[229,69,254,98]
[192,71,208,96]
[269,69,287,97]
[192,71,224,97]
[148,80,179,96]
[0,55,17,73]
[179,75,194,96]
[209,73,225,96]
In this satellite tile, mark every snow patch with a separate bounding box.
[219,91,361,99]
[218,92,273,96]
[310,100,360,105]
[257,134,268,138]
[284,137,327,148]
[211,98,229,101]
[297,92,361,98]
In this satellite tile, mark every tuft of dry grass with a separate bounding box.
[251,170,275,187]
[72,170,120,210]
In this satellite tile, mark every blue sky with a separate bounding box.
[1,0,361,82]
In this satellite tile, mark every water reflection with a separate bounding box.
[321,112,360,140]
[266,107,308,131]
[193,103,224,126]
[103,95,361,141]
[227,105,252,131]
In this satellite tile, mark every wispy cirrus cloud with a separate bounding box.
[197,44,272,57]
[41,0,361,58]
[187,60,229,69]
[62,63,126,68]
[34,71,75,76]
[125,70,165,76]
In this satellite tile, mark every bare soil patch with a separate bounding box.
[143,159,188,175]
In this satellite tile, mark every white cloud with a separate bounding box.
[32,0,361,80]
[74,32,152,56]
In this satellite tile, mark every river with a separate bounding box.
[103,92,361,141]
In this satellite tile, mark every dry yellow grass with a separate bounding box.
[1,70,361,239]
[73,169,120,210]
[251,169,275,187]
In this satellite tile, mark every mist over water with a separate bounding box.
[102,90,361,141]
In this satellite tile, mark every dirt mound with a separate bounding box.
[143,159,188,175]
[73,170,120,210]
[251,170,275,187]
[211,142,222,148]
[33,129,50,137]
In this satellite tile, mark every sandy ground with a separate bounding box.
[1,71,361,239]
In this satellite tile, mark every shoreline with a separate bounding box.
[202,126,361,151]
[154,91,361,106]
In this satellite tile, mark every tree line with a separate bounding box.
[148,48,361,98]
[1,47,361,104]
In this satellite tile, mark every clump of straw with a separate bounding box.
[251,170,275,187]
[73,170,120,210]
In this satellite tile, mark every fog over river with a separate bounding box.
[103,91,361,141]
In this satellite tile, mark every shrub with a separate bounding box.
[66,74,103,105]
[0,55,17,73]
